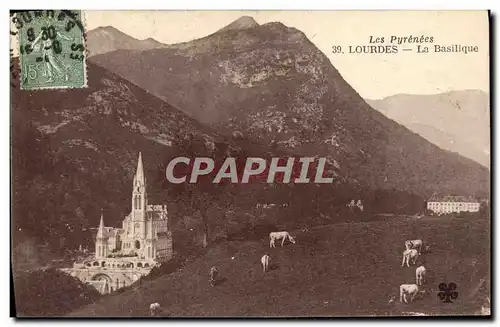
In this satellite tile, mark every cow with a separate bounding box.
[405,239,424,254]
[209,266,219,287]
[415,265,427,285]
[261,254,270,273]
[401,249,419,267]
[269,231,296,248]
[149,302,161,316]
[423,245,432,254]
[399,284,422,303]
[356,200,364,212]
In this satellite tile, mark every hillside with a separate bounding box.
[367,90,490,168]
[12,56,361,254]
[68,216,490,317]
[89,18,490,197]
[10,58,276,249]
[86,26,166,57]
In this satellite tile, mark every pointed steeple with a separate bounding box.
[135,152,145,185]
[132,152,147,221]
[97,209,105,239]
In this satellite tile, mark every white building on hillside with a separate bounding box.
[427,195,480,214]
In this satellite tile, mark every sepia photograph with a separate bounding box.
[9,9,491,318]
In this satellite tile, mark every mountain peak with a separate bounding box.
[87,26,166,57]
[92,25,126,35]
[217,16,259,33]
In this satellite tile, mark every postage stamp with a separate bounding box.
[12,10,87,90]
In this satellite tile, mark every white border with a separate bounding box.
[3,1,498,327]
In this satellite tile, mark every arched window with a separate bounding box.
[135,240,141,249]
[101,261,106,267]
[137,262,143,268]
[138,196,141,210]
[144,263,150,268]
[93,261,99,266]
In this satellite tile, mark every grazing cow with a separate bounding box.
[399,284,420,303]
[149,302,161,316]
[356,200,364,212]
[405,239,424,254]
[261,254,270,272]
[415,265,427,285]
[401,249,419,267]
[209,266,219,287]
[269,231,296,248]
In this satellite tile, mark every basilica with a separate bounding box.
[62,152,173,294]
[95,152,172,262]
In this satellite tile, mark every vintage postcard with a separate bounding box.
[10,10,491,318]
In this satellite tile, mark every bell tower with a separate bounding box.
[132,152,147,222]
[95,209,108,259]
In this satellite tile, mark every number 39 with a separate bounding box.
[332,46,342,54]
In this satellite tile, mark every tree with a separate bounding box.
[166,133,236,248]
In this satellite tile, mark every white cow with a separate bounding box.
[401,249,419,267]
[261,254,270,272]
[399,284,420,303]
[405,239,424,254]
[269,231,296,248]
[356,200,364,212]
[415,265,426,285]
[149,302,161,316]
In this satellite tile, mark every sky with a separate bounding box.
[65,11,491,99]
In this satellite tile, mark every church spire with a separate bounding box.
[95,209,108,259]
[132,152,147,221]
[135,152,145,185]
[97,209,105,239]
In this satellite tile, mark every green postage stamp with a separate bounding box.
[12,10,87,90]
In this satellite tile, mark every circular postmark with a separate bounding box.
[10,10,87,90]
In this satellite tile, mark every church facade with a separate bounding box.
[61,152,173,294]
